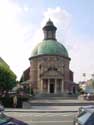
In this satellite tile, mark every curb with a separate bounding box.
[5,109,78,113]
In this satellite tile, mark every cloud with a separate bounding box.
[40,7,72,49]
[0,1,30,80]
[70,38,94,82]
[30,7,72,49]
[42,7,72,30]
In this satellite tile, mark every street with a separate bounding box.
[5,112,75,125]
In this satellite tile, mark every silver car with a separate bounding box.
[73,105,94,125]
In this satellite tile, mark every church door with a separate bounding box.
[50,84,54,93]
[73,86,76,94]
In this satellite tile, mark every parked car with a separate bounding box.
[73,105,94,125]
[0,104,28,125]
[83,93,94,100]
[78,105,94,114]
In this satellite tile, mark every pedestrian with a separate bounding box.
[13,95,17,108]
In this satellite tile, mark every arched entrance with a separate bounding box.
[50,79,55,93]
[72,86,76,94]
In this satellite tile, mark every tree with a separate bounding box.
[0,63,16,91]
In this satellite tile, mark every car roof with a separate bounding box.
[77,109,94,124]
[78,111,92,124]
[80,105,94,109]
[86,108,94,113]
[79,105,94,111]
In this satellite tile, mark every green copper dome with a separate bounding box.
[30,20,69,58]
[31,40,68,57]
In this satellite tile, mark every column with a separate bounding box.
[55,79,57,94]
[41,79,43,93]
[62,80,64,93]
[48,79,50,93]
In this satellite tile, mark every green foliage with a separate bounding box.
[0,63,16,91]
[1,95,13,108]
[78,86,84,94]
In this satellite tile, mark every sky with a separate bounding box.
[0,0,94,82]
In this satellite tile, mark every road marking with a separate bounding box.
[5,112,75,117]
[32,113,75,117]
[25,120,73,123]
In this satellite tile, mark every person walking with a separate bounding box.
[13,95,17,108]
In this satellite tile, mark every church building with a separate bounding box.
[21,19,78,96]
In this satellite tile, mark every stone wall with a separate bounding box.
[29,55,71,94]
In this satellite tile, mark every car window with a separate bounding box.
[78,112,92,124]
[77,111,86,117]
[79,108,85,114]
[0,113,10,124]
[0,117,8,124]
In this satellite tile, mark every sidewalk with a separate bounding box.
[5,106,80,113]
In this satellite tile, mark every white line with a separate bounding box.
[26,120,73,123]
[6,112,75,117]
[32,113,75,117]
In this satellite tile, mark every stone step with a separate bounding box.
[32,95,78,100]
[27,101,94,106]
[27,97,94,106]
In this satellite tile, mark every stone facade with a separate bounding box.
[21,19,78,97]
[29,54,77,96]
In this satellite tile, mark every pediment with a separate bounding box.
[41,70,63,78]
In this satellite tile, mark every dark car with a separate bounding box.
[73,106,94,125]
[0,105,28,125]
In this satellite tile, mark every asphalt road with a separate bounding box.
[5,112,76,125]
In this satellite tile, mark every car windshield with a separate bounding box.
[78,111,92,124]
[77,110,86,117]
[79,106,94,112]
[0,113,10,124]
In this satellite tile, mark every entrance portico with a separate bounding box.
[40,79,64,94]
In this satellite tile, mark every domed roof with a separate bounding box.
[31,40,68,57]
[30,20,69,58]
